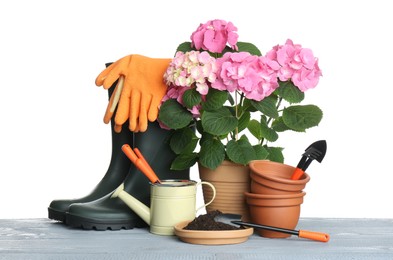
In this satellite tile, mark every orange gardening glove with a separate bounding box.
[95,54,171,133]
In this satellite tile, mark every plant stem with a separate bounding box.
[239,92,245,112]
[235,91,238,140]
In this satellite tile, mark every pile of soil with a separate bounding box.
[184,210,241,231]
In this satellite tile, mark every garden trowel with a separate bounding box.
[214,213,330,242]
[291,140,327,180]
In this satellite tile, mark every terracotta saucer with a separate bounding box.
[174,220,254,245]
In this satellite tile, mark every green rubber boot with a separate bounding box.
[48,65,133,223]
[65,121,189,230]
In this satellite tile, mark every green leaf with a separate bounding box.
[200,132,214,145]
[158,99,193,129]
[250,96,279,118]
[196,120,203,135]
[202,88,229,111]
[176,41,194,54]
[264,146,284,163]
[226,138,257,165]
[236,41,262,56]
[282,105,323,132]
[271,117,291,132]
[253,145,269,160]
[169,128,198,154]
[199,139,225,170]
[183,88,202,109]
[247,119,262,140]
[260,116,279,142]
[201,107,238,135]
[237,111,251,133]
[243,98,257,112]
[276,81,305,104]
[171,153,198,170]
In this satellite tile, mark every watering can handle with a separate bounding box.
[195,181,216,213]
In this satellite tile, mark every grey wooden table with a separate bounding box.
[0,218,392,259]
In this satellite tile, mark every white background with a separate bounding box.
[1,0,392,219]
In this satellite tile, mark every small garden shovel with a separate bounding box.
[122,144,161,184]
[214,213,330,242]
[291,140,327,180]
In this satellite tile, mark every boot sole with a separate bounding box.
[48,208,66,223]
[66,214,147,231]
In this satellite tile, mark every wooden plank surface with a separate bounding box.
[0,218,392,259]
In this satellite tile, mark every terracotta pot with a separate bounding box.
[249,160,310,195]
[245,191,305,238]
[198,161,251,221]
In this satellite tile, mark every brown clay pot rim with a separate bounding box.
[199,160,246,167]
[250,171,310,185]
[219,160,247,167]
[249,160,310,184]
[244,191,306,199]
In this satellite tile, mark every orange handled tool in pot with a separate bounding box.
[121,144,161,184]
[291,140,327,180]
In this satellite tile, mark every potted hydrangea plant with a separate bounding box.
[157,19,323,219]
[158,19,323,171]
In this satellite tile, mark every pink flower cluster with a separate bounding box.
[164,51,217,96]
[212,52,280,101]
[162,51,216,118]
[163,20,322,108]
[267,39,322,92]
[191,19,239,53]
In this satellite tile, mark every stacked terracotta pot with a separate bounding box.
[246,160,310,238]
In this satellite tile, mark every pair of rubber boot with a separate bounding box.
[48,64,189,230]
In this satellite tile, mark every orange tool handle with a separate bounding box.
[121,144,138,163]
[134,159,160,184]
[298,230,330,242]
[291,167,304,180]
[134,148,161,184]
[121,144,160,184]
[134,148,155,174]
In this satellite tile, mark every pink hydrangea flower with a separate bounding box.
[164,51,217,95]
[266,39,322,91]
[161,84,189,105]
[191,19,239,53]
[189,104,202,118]
[212,52,279,101]
[162,51,215,120]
